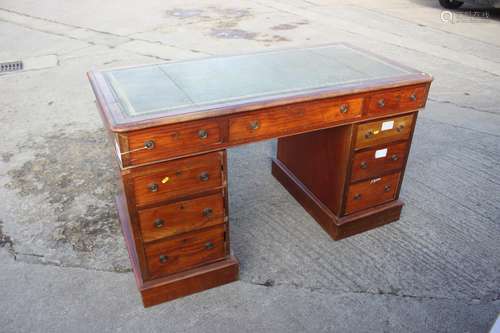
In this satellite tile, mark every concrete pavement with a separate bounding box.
[0,0,499,332]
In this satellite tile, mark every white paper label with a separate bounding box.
[381,120,394,131]
[375,148,388,159]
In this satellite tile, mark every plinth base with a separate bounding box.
[116,194,239,307]
[272,159,403,240]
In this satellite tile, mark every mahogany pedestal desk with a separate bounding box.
[88,44,432,307]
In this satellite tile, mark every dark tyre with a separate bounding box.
[439,0,464,9]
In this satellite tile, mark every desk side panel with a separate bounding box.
[276,125,353,215]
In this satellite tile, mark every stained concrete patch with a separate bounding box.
[211,7,253,31]
[4,126,129,272]
[163,6,289,43]
[271,23,297,30]
[209,7,251,19]
[260,34,290,43]
[295,20,310,25]
[164,6,251,24]
[163,6,258,40]
[165,8,205,19]
[1,152,13,163]
[210,28,258,40]
[0,220,13,249]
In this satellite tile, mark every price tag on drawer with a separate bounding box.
[375,148,388,159]
[381,120,394,131]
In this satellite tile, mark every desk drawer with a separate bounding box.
[367,85,427,116]
[399,86,427,112]
[133,152,223,207]
[138,193,225,243]
[355,114,413,149]
[229,97,363,143]
[145,224,226,279]
[126,120,223,166]
[351,142,408,182]
[345,173,400,215]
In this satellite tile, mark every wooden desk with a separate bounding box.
[88,44,432,307]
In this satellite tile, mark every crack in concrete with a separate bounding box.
[243,279,500,304]
[0,220,14,250]
[253,0,500,78]
[407,175,498,224]
[420,115,500,138]
[3,127,130,272]
[0,7,208,60]
[2,247,498,304]
[428,97,500,116]
[353,4,500,57]
[9,250,131,273]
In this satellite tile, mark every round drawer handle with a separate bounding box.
[410,93,417,101]
[205,242,214,250]
[199,172,209,182]
[395,124,405,132]
[148,183,159,192]
[249,120,260,131]
[159,255,169,264]
[144,140,155,150]
[365,131,374,139]
[353,193,362,200]
[202,207,213,218]
[384,185,392,192]
[378,99,385,108]
[198,129,208,139]
[339,104,349,114]
[154,218,165,228]
[360,161,368,169]
[390,154,399,161]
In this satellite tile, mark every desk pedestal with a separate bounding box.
[273,114,416,239]
[116,193,239,307]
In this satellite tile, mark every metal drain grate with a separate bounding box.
[0,60,23,73]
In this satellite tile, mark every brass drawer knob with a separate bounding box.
[144,140,155,150]
[378,99,385,108]
[199,172,209,182]
[365,131,374,139]
[410,93,417,101]
[148,183,159,192]
[339,104,349,114]
[198,129,208,139]
[384,185,392,192]
[390,154,399,161]
[159,255,169,264]
[154,218,165,228]
[249,120,260,131]
[360,161,368,169]
[202,208,213,218]
[353,193,362,200]
[205,242,214,250]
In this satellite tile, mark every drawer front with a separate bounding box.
[126,120,223,165]
[367,90,400,115]
[229,97,363,143]
[145,224,226,278]
[345,173,400,215]
[351,142,408,182]
[355,114,413,149]
[138,193,225,243]
[133,152,223,207]
[399,86,427,112]
[367,85,427,116]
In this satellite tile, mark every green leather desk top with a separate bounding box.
[90,44,431,131]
